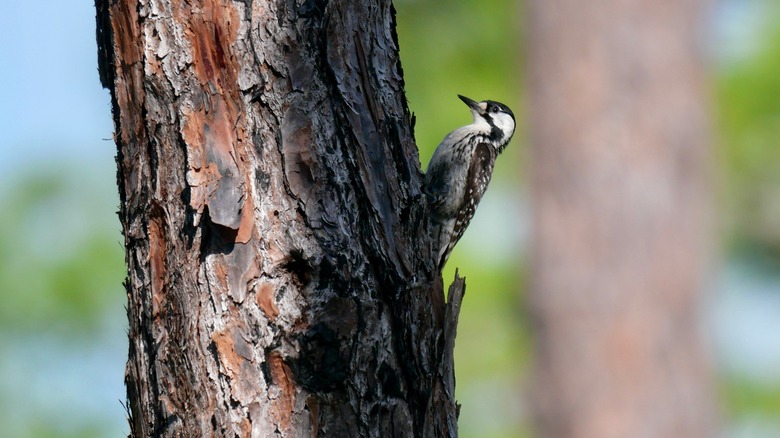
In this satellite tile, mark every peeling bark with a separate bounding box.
[96,1,463,436]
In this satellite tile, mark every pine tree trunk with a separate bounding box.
[96,1,463,436]
[526,0,717,437]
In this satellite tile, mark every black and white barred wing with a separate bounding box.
[435,142,496,270]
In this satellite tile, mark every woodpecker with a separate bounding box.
[425,94,515,271]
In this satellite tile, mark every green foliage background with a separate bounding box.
[716,1,780,257]
[1,0,779,437]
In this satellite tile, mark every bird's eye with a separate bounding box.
[491,106,498,113]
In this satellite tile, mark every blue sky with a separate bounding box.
[0,1,114,173]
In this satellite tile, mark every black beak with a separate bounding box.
[458,94,482,113]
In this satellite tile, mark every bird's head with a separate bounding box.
[458,94,515,150]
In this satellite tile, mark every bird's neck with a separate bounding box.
[467,119,508,152]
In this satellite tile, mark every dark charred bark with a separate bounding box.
[526,0,718,437]
[96,1,462,436]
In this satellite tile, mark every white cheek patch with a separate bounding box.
[494,113,515,138]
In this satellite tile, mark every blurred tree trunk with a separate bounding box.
[96,0,463,436]
[526,0,717,437]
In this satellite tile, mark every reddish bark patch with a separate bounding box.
[182,108,220,217]
[204,98,239,168]
[180,108,206,154]
[110,0,145,146]
[183,93,246,231]
[256,282,279,321]
[181,0,239,89]
[306,395,320,438]
[239,418,251,438]
[212,328,244,378]
[214,261,229,292]
[176,1,253,238]
[268,351,295,432]
[111,1,141,66]
[235,175,255,244]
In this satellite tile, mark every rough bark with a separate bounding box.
[96,0,463,436]
[526,1,717,437]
